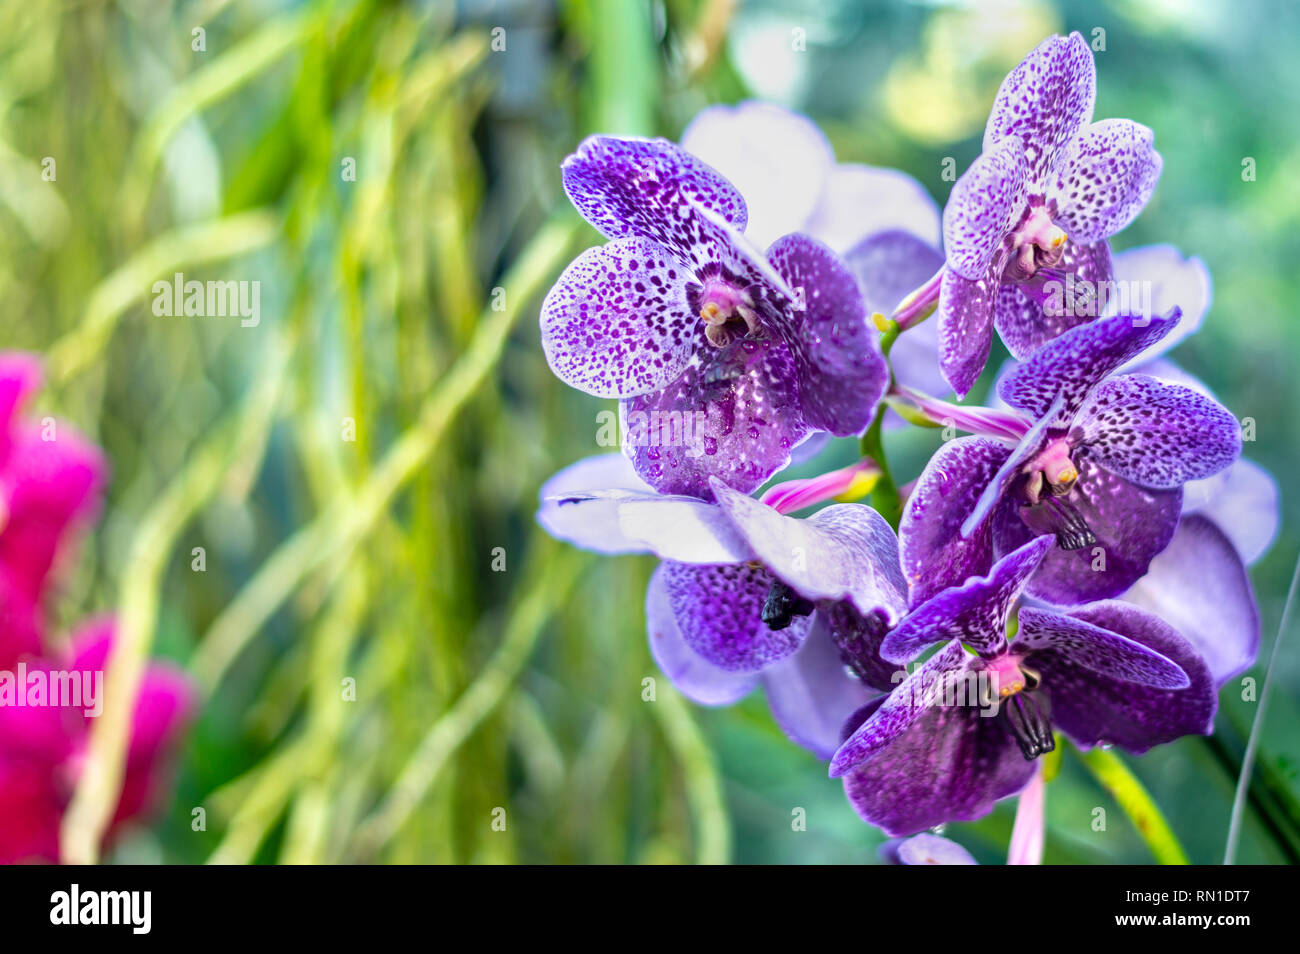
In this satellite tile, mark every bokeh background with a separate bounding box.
[6,0,1298,863]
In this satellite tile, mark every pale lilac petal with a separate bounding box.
[711,480,908,619]
[646,564,758,705]
[680,101,832,250]
[536,454,657,555]
[806,165,942,253]
[830,641,967,776]
[1050,119,1162,244]
[997,310,1180,424]
[1076,374,1241,489]
[1122,515,1260,684]
[762,617,878,759]
[561,135,747,263]
[942,139,1028,280]
[1029,602,1216,753]
[1016,606,1189,688]
[897,833,979,865]
[994,239,1114,359]
[983,32,1096,187]
[540,237,697,399]
[899,437,1010,605]
[1110,246,1210,370]
[1183,458,1279,565]
[766,233,887,435]
[661,561,810,671]
[938,263,1001,398]
[994,458,1182,606]
[882,535,1053,663]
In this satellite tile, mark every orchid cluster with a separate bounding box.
[536,34,1274,860]
[0,353,194,864]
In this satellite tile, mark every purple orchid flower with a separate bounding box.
[831,536,1217,836]
[536,454,907,757]
[938,31,1162,396]
[541,135,888,500]
[900,311,1241,607]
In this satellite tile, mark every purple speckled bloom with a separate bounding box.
[901,312,1241,607]
[831,536,1216,836]
[542,136,888,500]
[537,455,907,757]
[938,32,1162,396]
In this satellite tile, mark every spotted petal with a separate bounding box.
[646,564,759,705]
[942,138,1028,281]
[540,238,698,399]
[766,233,887,435]
[660,560,810,672]
[983,32,1096,187]
[882,535,1053,663]
[561,135,747,264]
[938,263,1001,398]
[1027,602,1215,753]
[621,335,809,499]
[899,437,1010,606]
[1016,606,1188,688]
[1049,119,1162,244]
[997,310,1180,424]
[1076,374,1241,489]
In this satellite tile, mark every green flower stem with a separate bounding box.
[861,317,902,528]
[1074,744,1190,865]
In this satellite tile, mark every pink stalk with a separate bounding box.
[890,384,1032,443]
[760,459,880,515]
[1008,769,1046,865]
[891,266,945,331]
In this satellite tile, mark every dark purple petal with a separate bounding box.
[942,139,1028,280]
[712,481,908,619]
[561,135,747,264]
[882,535,1054,663]
[1030,601,1216,753]
[1016,607,1188,688]
[1122,515,1260,684]
[766,233,887,435]
[997,310,1180,423]
[818,599,901,693]
[831,640,967,776]
[900,436,1010,605]
[540,238,697,399]
[994,239,1114,359]
[662,560,811,672]
[1076,374,1241,489]
[837,647,1037,834]
[994,458,1181,605]
[622,335,809,499]
[983,32,1096,187]
[762,615,879,759]
[962,395,1064,538]
[938,263,1001,398]
[1049,119,1162,244]
[645,564,759,705]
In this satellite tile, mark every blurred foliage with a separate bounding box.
[5,0,1297,863]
